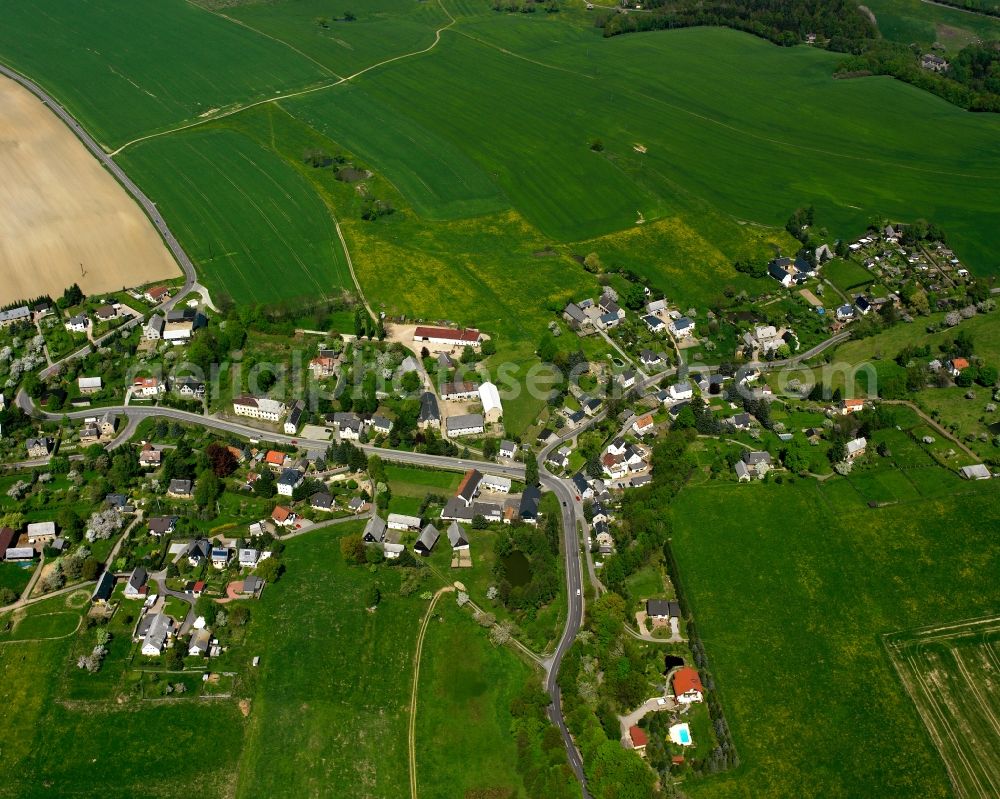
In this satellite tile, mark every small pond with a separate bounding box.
[503,550,532,587]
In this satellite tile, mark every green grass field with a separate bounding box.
[669,468,1000,799]
[0,0,332,148]
[0,525,532,799]
[118,126,352,305]
[867,0,1000,54]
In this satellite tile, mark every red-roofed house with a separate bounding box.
[839,398,865,415]
[413,326,482,350]
[629,725,648,755]
[632,413,655,436]
[272,506,297,527]
[144,285,169,303]
[265,450,287,470]
[132,377,165,397]
[948,357,971,377]
[672,667,704,704]
[309,356,338,378]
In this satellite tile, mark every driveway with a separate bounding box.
[618,695,677,740]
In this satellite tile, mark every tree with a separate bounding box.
[206,442,238,477]
[255,556,283,583]
[165,645,185,671]
[976,365,998,387]
[365,584,381,607]
[525,456,539,486]
[340,534,367,565]
[254,468,276,498]
[194,470,221,509]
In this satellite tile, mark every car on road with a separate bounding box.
[576,588,581,596]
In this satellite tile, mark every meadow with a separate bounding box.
[0,524,531,798]
[866,0,1000,54]
[669,466,1000,799]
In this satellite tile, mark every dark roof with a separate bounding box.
[310,492,333,509]
[572,473,590,493]
[519,486,541,519]
[768,262,790,282]
[91,571,115,602]
[418,391,440,422]
[457,469,483,505]
[414,524,440,554]
[147,516,177,534]
[646,599,680,618]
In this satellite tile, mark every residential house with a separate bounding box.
[602,453,628,480]
[309,356,338,378]
[618,370,636,390]
[845,437,867,460]
[606,438,627,457]
[598,311,621,330]
[310,492,334,512]
[639,349,662,369]
[669,316,694,338]
[479,382,503,424]
[140,613,175,657]
[25,437,52,459]
[632,413,655,436]
[457,469,483,507]
[271,505,297,528]
[947,358,970,377]
[124,567,149,599]
[276,468,304,498]
[580,396,601,416]
[188,628,213,657]
[547,447,571,470]
[629,726,648,756]
[418,392,441,429]
[741,450,772,478]
[348,497,369,514]
[646,599,681,623]
[174,376,206,398]
[167,479,192,499]
[147,516,177,537]
[163,308,200,342]
[139,444,162,468]
[4,547,35,562]
[836,304,856,321]
[643,315,666,334]
[77,376,103,394]
[232,396,287,423]
[562,302,589,328]
[144,285,170,303]
[725,413,752,430]
[334,412,363,440]
[64,314,89,333]
[185,539,212,567]
[921,53,948,72]
[242,575,265,597]
[498,440,518,460]
[840,398,866,415]
[446,413,485,437]
[441,381,480,401]
[519,486,541,525]
[571,472,593,500]
[768,259,793,287]
[211,547,231,569]
[144,315,165,341]
[363,514,388,546]
[185,580,206,597]
[264,450,288,470]
[414,524,440,556]
[371,415,393,436]
[238,548,260,568]
[413,326,482,349]
[646,298,668,315]
[284,401,304,435]
[672,667,704,704]
[668,382,693,401]
[855,295,872,316]
[132,376,165,397]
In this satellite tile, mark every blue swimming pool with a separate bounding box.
[677,727,691,744]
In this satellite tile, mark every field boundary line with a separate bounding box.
[451,29,597,78]
[184,0,346,81]
[409,585,455,799]
[111,0,458,157]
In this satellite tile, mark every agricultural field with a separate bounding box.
[884,615,1000,799]
[866,0,1000,54]
[118,127,352,305]
[0,76,179,306]
[0,0,332,148]
[669,468,1000,799]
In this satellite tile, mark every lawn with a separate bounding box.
[823,257,874,295]
[866,0,1000,55]
[415,600,531,799]
[0,562,33,599]
[0,0,331,148]
[669,471,1000,799]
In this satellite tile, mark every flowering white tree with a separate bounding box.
[86,508,124,541]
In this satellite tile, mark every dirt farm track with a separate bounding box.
[0,75,178,305]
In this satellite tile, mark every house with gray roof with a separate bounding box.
[414,524,440,556]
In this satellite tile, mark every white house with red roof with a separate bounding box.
[412,325,482,350]
[672,667,704,704]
